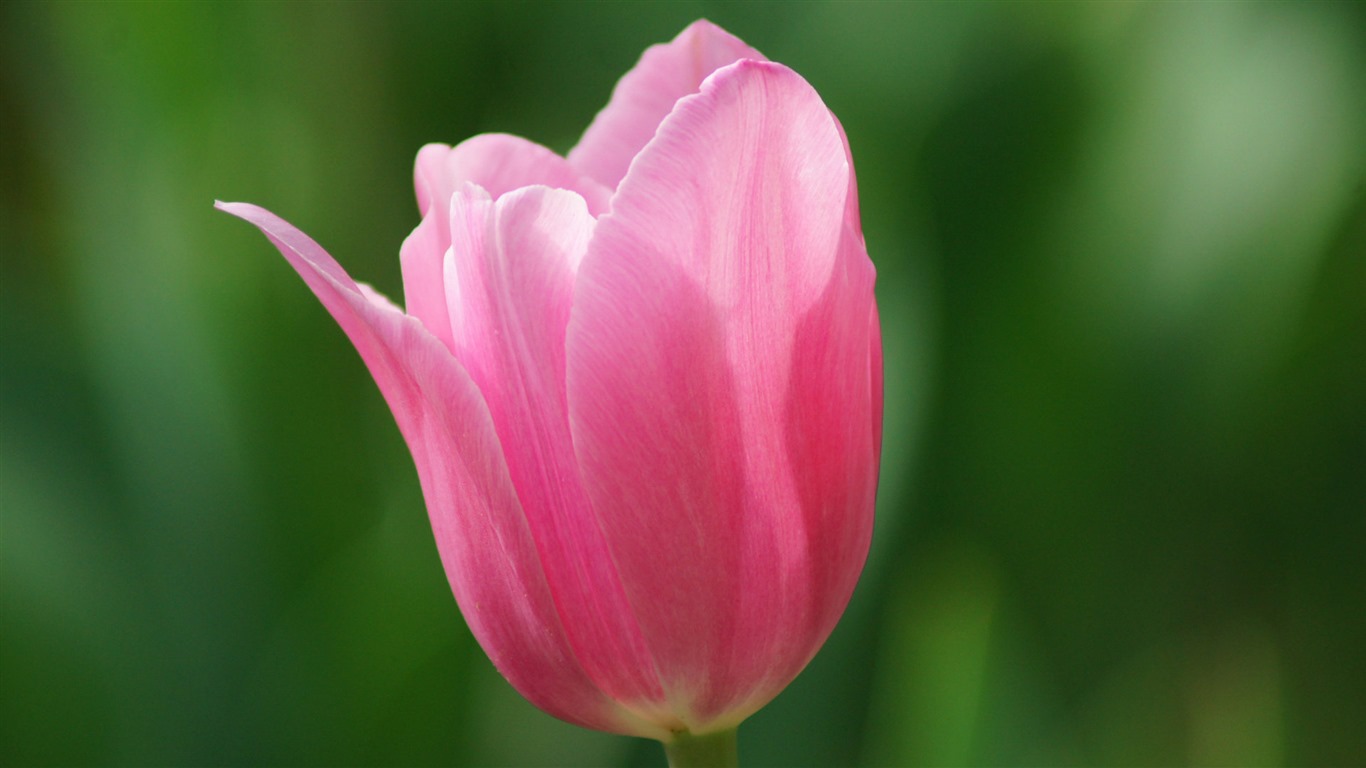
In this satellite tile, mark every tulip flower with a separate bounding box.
[219,19,880,766]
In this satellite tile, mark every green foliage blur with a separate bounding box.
[2,2,1363,765]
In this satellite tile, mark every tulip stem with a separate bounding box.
[663,727,739,768]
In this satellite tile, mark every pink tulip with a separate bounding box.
[219,19,880,753]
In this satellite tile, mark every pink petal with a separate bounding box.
[439,187,672,723]
[445,134,613,217]
[831,112,866,243]
[869,303,884,464]
[403,136,612,353]
[566,61,879,728]
[567,19,764,192]
[413,142,450,219]
[215,201,665,738]
[400,144,459,352]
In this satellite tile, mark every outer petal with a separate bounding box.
[215,202,666,739]
[440,187,671,725]
[870,303,885,464]
[566,62,878,729]
[402,136,612,354]
[567,19,764,191]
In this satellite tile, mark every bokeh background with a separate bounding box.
[2,1,1363,766]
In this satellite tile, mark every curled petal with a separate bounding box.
[215,201,666,739]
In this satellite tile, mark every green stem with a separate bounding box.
[663,727,739,768]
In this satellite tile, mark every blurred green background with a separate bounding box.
[2,1,1363,766]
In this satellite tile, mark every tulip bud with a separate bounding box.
[219,19,880,763]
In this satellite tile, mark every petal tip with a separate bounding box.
[215,200,266,222]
